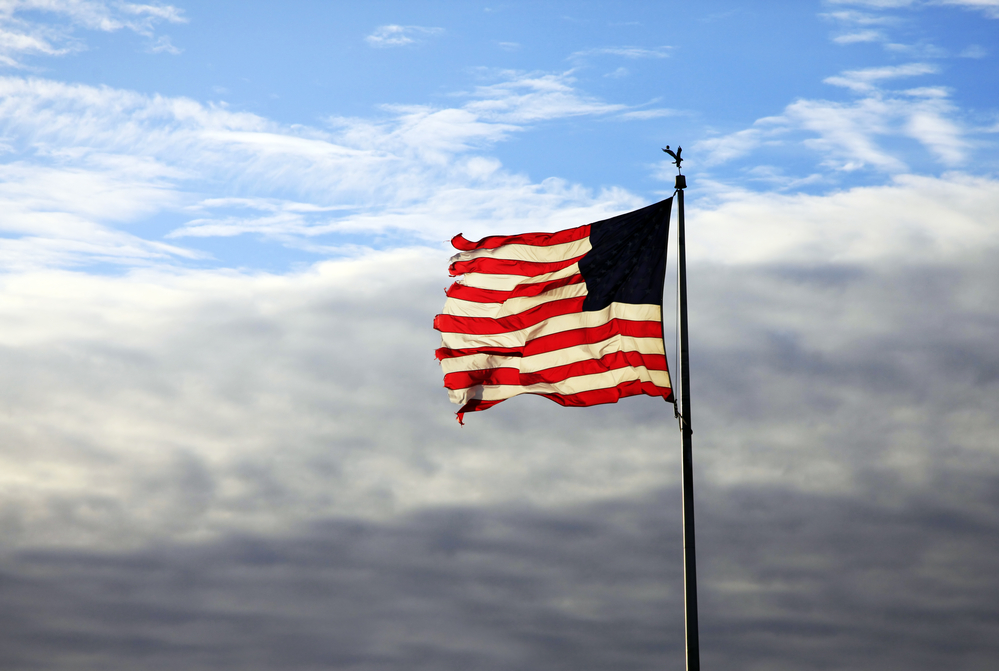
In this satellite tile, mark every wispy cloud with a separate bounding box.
[618,108,679,120]
[934,0,999,17]
[822,9,900,24]
[823,62,938,92]
[146,34,180,54]
[830,0,999,18]
[569,45,673,60]
[462,71,627,123]
[365,24,444,48]
[827,0,919,8]
[0,71,645,266]
[960,43,988,57]
[696,81,967,171]
[833,29,885,43]
[0,0,185,66]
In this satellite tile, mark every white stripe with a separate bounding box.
[447,366,669,406]
[441,334,666,376]
[442,281,588,318]
[459,262,580,291]
[449,237,591,265]
[439,302,662,350]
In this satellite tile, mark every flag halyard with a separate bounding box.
[434,198,674,424]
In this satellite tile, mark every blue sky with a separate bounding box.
[1,2,998,669]
[3,0,996,272]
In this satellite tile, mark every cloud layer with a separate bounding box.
[0,73,649,269]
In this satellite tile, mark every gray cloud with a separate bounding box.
[0,188,996,665]
[1,472,997,670]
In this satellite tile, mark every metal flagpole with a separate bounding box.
[664,145,700,671]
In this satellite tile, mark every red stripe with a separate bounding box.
[451,225,590,251]
[435,318,664,361]
[443,351,668,390]
[540,380,673,406]
[445,274,585,303]
[523,319,663,356]
[456,379,673,420]
[436,346,523,361]
[454,399,504,425]
[434,296,585,335]
[449,254,584,278]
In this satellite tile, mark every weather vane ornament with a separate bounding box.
[663,145,683,171]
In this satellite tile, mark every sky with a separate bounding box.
[0,0,998,668]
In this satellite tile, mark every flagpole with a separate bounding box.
[674,166,700,671]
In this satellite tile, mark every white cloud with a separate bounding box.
[146,33,179,54]
[959,44,988,58]
[696,62,968,172]
[934,0,999,17]
[833,29,885,43]
[0,0,185,66]
[569,45,673,60]
[0,73,646,266]
[823,62,938,92]
[696,126,772,166]
[830,0,999,17]
[827,0,918,8]
[699,91,968,172]
[687,173,999,265]
[462,71,626,123]
[365,24,443,48]
[786,97,912,171]
[618,108,678,120]
[822,9,900,24]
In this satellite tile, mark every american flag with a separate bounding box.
[434,198,674,424]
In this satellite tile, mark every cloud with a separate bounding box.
[0,171,995,551]
[827,0,918,8]
[934,0,999,17]
[365,24,444,48]
[823,62,939,92]
[687,173,999,265]
[0,73,645,266]
[617,108,678,120]
[696,126,771,166]
[696,77,968,172]
[569,45,673,61]
[822,9,900,23]
[832,29,885,43]
[3,477,999,670]
[959,43,988,57]
[0,251,680,550]
[0,0,185,66]
[462,71,627,123]
[830,0,999,18]
[0,171,998,667]
[146,34,180,54]
[0,6,996,669]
